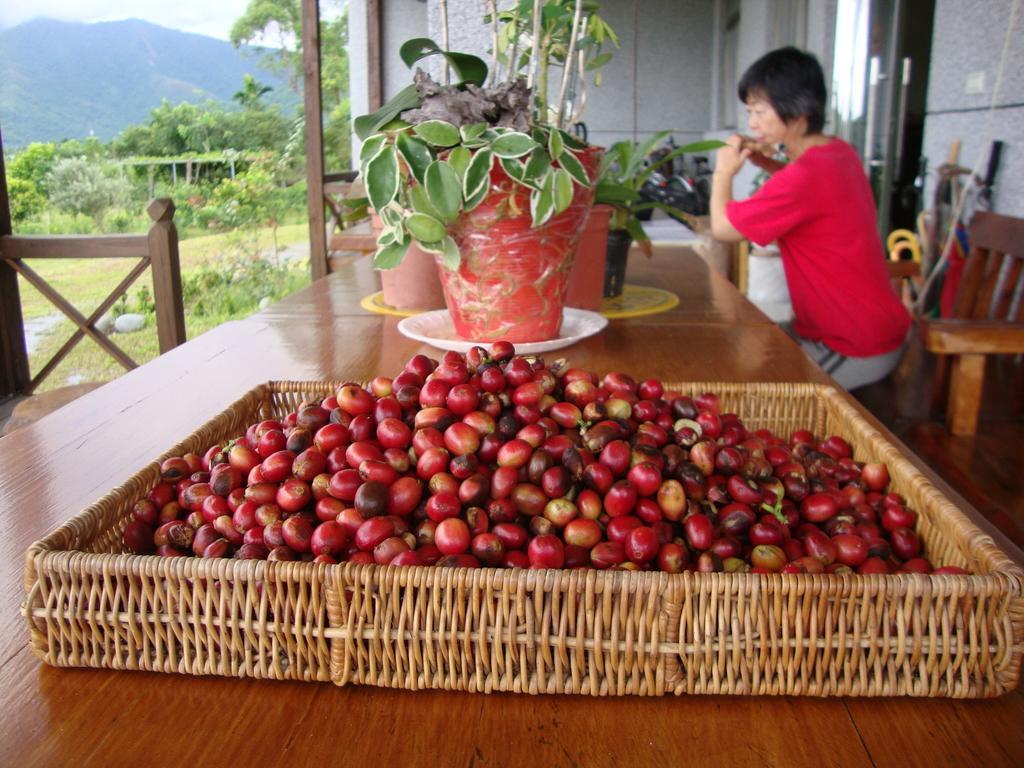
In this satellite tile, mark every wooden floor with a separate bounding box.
[854,329,1024,551]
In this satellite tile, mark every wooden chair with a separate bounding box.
[923,211,1024,435]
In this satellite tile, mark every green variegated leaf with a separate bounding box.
[366,145,399,212]
[557,149,590,187]
[373,240,410,270]
[558,129,587,150]
[405,212,447,243]
[524,148,552,184]
[416,239,445,254]
[439,236,460,270]
[530,175,555,227]
[463,149,494,200]
[491,132,538,158]
[548,129,564,160]
[447,146,472,178]
[412,120,461,147]
[409,185,442,219]
[460,123,488,142]
[552,168,573,213]
[376,229,396,247]
[379,204,402,229]
[359,135,387,171]
[396,133,433,185]
[463,180,489,212]
[461,138,491,150]
[500,156,525,181]
[425,161,463,222]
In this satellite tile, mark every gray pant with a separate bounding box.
[780,323,906,390]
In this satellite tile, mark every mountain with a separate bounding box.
[0,18,300,148]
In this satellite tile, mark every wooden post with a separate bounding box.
[302,0,328,280]
[147,199,187,353]
[368,0,382,110]
[0,124,31,396]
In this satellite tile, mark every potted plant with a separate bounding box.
[356,29,605,342]
[591,132,724,297]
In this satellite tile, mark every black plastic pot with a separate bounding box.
[604,230,632,298]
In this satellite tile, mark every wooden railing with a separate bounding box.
[0,198,187,395]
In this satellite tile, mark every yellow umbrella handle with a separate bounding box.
[886,229,921,262]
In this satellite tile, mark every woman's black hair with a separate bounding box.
[738,47,827,134]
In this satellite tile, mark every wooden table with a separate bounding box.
[1,250,1022,767]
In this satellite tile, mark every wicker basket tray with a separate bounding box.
[23,382,1024,697]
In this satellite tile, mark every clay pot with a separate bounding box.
[565,204,613,311]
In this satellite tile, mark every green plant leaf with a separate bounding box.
[635,139,726,187]
[530,175,555,227]
[376,229,396,247]
[439,235,460,270]
[416,239,445,254]
[379,204,403,229]
[399,38,488,85]
[500,157,527,184]
[491,132,538,159]
[405,212,448,243]
[366,145,399,212]
[373,240,410,270]
[586,52,614,71]
[463,180,489,212]
[524,148,552,184]
[558,129,587,151]
[354,84,421,140]
[396,133,434,185]
[557,149,590,187]
[359,135,387,170]
[409,184,442,219]
[447,146,472,178]
[594,180,640,205]
[625,217,648,244]
[460,123,488,142]
[552,168,573,213]
[413,120,461,148]
[425,161,463,222]
[548,129,564,160]
[463,149,494,200]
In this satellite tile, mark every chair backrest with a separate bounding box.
[955,211,1024,321]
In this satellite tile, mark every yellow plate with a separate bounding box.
[360,292,427,317]
[362,284,679,319]
[600,284,679,318]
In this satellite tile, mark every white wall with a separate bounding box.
[922,0,1024,216]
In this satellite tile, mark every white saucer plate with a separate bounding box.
[397,308,609,354]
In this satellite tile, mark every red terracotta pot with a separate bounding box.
[565,204,613,311]
[436,147,600,342]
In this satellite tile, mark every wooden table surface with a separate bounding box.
[1,250,1022,767]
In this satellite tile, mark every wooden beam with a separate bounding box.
[923,319,1024,355]
[0,234,148,260]
[0,123,31,396]
[368,0,382,110]
[947,353,985,436]
[302,0,328,281]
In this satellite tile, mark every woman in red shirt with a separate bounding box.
[710,47,910,389]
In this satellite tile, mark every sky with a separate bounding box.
[0,0,255,41]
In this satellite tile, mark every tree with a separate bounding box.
[233,74,274,110]
[7,177,47,223]
[45,157,132,227]
[8,142,58,190]
[231,0,351,169]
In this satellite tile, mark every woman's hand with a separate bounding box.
[714,134,751,179]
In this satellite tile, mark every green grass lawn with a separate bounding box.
[19,222,312,393]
